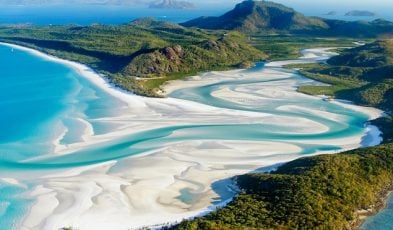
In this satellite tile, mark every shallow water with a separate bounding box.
[0,44,381,229]
[0,44,127,229]
[362,194,393,230]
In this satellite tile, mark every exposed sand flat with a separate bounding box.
[1,43,383,230]
[21,140,305,230]
[330,99,383,120]
[265,48,339,67]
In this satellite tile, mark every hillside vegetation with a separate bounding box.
[0,19,265,96]
[297,40,393,113]
[249,35,365,60]
[296,39,393,145]
[181,0,328,32]
[172,144,393,230]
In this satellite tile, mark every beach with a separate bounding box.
[0,43,384,230]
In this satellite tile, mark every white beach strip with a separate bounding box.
[0,42,147,109]
[1,42,247,115]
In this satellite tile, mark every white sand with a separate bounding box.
[265,48,339,67]
[1,43,384,230]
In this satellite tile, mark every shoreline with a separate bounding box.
[0,42,144,106]
[351,184,393,229]
[0,42,385,230]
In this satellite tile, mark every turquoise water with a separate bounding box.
[0,45,126,162]
[0,183,33,230]
[362,194,393,230]
[0,44,378,229]
[0,44,127,229]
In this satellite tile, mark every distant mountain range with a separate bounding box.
[149,0,195,9]
[181,0,393,37]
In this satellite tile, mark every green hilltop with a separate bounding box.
[182,0,393,37]
[181,0,329,32]
[299,39,393,113]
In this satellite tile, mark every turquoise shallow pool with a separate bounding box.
[0,44,380,229]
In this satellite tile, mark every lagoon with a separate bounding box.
[0,43,382,229]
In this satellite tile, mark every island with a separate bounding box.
[149,0,195,9]
[346,10,377,17]
[325,11,338,16]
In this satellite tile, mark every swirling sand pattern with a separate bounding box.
[0,44,382,230]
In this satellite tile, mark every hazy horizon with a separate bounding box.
[1,0,392,13]
[0,0,392,25]
[2,0,393,8]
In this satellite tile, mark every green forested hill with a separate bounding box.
[322,19,393,38]
[181,0,328,32]
[172,144,393,230]
[182,1,393,38]
[0,20,265,96]
[298,40,393,114]
[328,40,393,67]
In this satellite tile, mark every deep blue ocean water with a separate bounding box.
[0,5,230,25]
